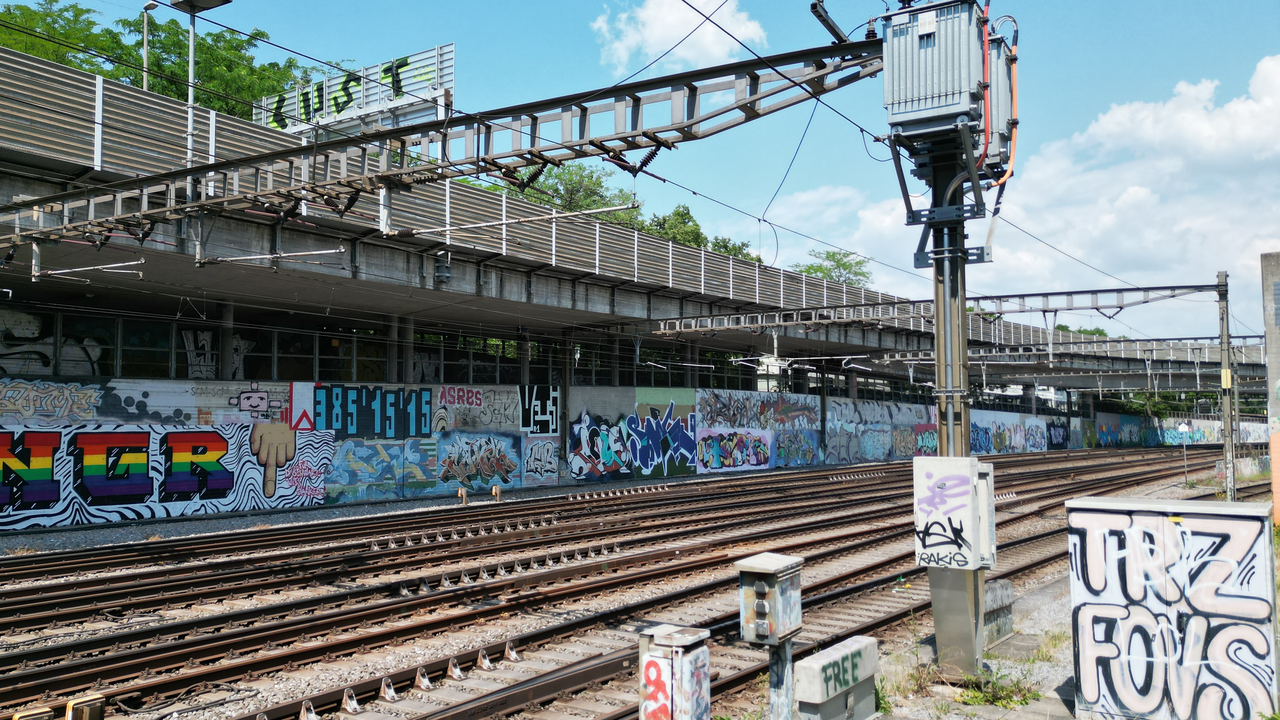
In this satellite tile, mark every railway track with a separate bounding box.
[0,447,1240,720]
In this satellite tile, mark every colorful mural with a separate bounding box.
[0,423,333,531]
[696,428,771,472]
[567,389,698,482]
[0,372,1266,530]
[825,398,934,464]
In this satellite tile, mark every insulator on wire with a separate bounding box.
[638,146,661,172]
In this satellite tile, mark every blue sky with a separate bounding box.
[75,0,1280,339]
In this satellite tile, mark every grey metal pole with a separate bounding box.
[769,639,793,720]
[1217,271,1235,500]
[926,157,981,679]
[142,8,150,92]
[186,10,195,169]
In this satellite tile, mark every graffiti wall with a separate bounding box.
[322,383,558,502]
[520,385,560,487]
[0,377,570,526]
[1068,498,1278,720]
[0,423,333,531]
[1,370,1268,529]
[825,398,935,464]
[566,388,698,482]
[970,410,1055,455]
[696,389,819,473]
[1047,415,1070,451]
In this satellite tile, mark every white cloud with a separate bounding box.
[592,0,766,76]
[720,54,1280,339]
[992,54,1280,337]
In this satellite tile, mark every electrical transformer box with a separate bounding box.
[881,0,1013,170]
[882,1,984,136]
[912,456,996,570]
[984,33,1014,168]
[733,552,803,646]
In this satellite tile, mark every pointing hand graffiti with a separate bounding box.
[250,424,296,498]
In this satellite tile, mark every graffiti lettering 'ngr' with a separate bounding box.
[1068,498,1278,720]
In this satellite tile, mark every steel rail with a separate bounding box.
[47,455,1214,720]
[0,449,1212,633]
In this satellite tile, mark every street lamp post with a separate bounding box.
[142,1,158,92]
[1178,422,1189,487]
[171,0,232,180]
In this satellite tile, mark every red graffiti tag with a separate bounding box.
[642,658,672,720]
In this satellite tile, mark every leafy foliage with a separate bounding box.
[954,668,1041,710]
[489,164,645,230]
[1055,323,1109,337]
[0,0,325,120]
[496,164,761,262]
[789,248,871,287]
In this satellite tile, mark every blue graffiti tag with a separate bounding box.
[624,402,696,476]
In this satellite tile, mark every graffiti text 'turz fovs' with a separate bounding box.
[314,384,431,439]
[1069,504,1277,720]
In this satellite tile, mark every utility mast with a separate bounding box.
[881,0,1018,676]
[1218,271,1235,500]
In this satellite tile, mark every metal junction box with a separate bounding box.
[881,0,1013,169]
[639,626,712,720]
[734,552,803,645]
[912,457,995,570]
[984,33,1013,167]
[882,1,985,137]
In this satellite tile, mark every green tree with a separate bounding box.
[789,249,871,287]
[646,204,706,248]
[1055,324,1109,337]
[0,0,125,73]
[111,13,322,120]
[494,165,760,262]
[710,235,760,262]
[0,1,323,121]
[491,164,645,230]
[645,204,760,262]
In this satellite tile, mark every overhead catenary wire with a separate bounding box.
[1,5,1223,354]
[677,0,895,164]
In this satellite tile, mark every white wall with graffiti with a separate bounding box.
[567,388,699,482]
[0,374,1270,530]
[0,377,561,529]
[0,377,334,530]
[1068,498,1278,720]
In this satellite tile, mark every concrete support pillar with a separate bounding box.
[611,337,620,387]
[792,366,809,395]
[402,317,415,383]
[847,370,857,399]
[218,303,234,380]
[1023,384,1036,415]
[819,372,828,454]
[561,332,572,466]
[387,315,399,383]
[518,332,531,386]
[684,343,696,388]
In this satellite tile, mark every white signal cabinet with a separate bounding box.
[912,457,995,570]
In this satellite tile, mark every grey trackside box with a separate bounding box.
[794,636,880,720]
[734,552,803,646]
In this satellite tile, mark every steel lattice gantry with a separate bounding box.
[1,41,883,250]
